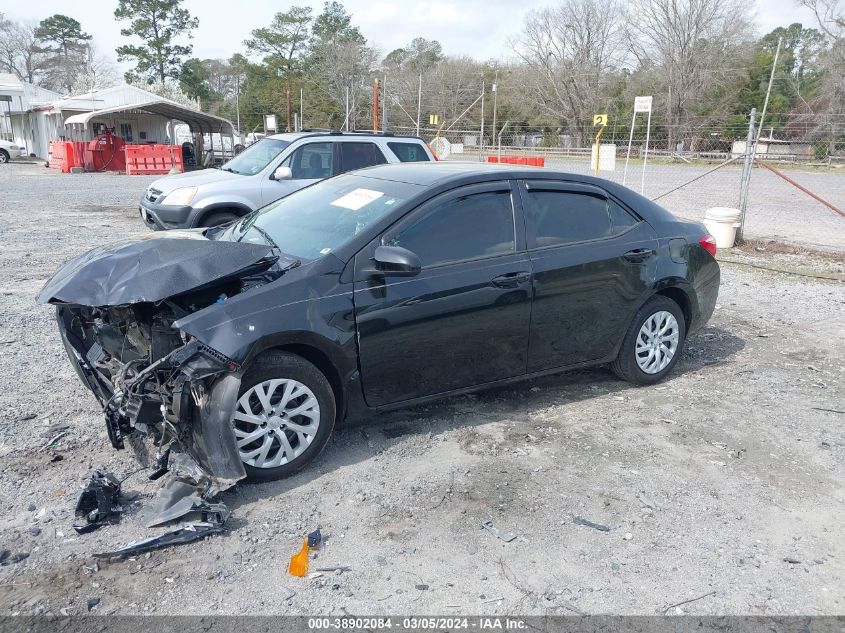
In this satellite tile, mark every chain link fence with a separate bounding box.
[390,120,845,252]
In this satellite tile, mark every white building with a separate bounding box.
[0,73,63,157]
[0,78,237,161]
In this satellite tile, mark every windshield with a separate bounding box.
[228,174,421,260]
[220,138,290,175]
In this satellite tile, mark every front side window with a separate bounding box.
[339,142,387,172]
[386,190,515,268]
[283,142,334,179]
[387,142,430,162]
[525,190,614,248]
[221,138,290,175]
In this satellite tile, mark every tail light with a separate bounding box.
[699,234,717,257]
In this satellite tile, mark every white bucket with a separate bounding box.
[703,207,742,249]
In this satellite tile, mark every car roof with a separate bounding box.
[266,131,427,142]
[354,161,572,186]
[352,162,679,224]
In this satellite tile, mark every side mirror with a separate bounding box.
[372,245,421,277]
[272,165,292,181]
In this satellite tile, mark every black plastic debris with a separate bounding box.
[308,528,322,548]
[573,516,610,532]
[93,518,226,559]
[73,471,122,534]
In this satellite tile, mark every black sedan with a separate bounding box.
[39,163,720,486]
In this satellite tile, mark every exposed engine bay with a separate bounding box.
[36,233,300,551]
[57,300,245,491]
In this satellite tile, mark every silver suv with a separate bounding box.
[139,131,434,229]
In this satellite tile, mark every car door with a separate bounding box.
[518,180,658,372]
[353,181,532,407]
[261,141,336,205]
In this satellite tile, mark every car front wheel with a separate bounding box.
[231,351,336,481]
[0,150,9,164]
[611,295,686,385]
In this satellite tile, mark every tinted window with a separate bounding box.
[610,200,639,231]
[283,142,334,179]
[525,190,612,248]
[388,142,430,162]
[387,190,514,267]
[339,142,387,172]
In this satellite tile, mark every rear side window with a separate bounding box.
[386,190,515,267]
[525,190,615,248]
[388,142,431,162]
[610,200,639,231]
[339,142,387,172]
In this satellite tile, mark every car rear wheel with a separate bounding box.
[611,295,686,385]
[231,351,336,481]
[0,150,9,164]
[199,211,239,227]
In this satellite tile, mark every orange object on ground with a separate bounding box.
[125,144,184,175]
[48,141,76,172]
[288,539,310,577]
[486,155,545,167]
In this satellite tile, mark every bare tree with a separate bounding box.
[625,0,753,150]
[0,16,50,84]
[798,0,844,153]
[311,39,379,129]
[511,0,625,145]
[69,43,118,96]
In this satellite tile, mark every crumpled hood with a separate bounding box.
[37,232,276,307]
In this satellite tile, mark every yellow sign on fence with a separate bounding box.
[428,114,439,125]
[593,113,608,127]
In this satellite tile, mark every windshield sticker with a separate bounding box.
[330,188,384,211]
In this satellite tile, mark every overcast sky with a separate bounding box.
[6,0,816,66]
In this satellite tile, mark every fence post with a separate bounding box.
[737,107,756,240]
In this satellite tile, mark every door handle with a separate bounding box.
[622,249,655,262]
[491,271,530,288]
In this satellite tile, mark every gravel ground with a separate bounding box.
[0,163,843,616]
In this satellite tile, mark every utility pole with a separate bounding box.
[479,80,485,161]
[753,37,782,159]
[491,69,498,150]
[382,75,387,132]
[235,73,241,137]
[300,88,304,130]
[285,89,291,132]
[372,78,380,133]
[345,86,350,131]
[415,72,422,137]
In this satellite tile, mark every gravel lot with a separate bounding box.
[0,163,843,616]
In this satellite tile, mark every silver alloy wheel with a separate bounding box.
[231,378,321,468]
[635,310,680,374]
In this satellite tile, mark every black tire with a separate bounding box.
[0,150,9,164]
[234,351,336,482]
[199,211,239,227]
[611,295,686,385]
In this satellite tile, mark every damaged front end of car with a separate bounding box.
[56,304,246,492]
[38,234,297,498]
